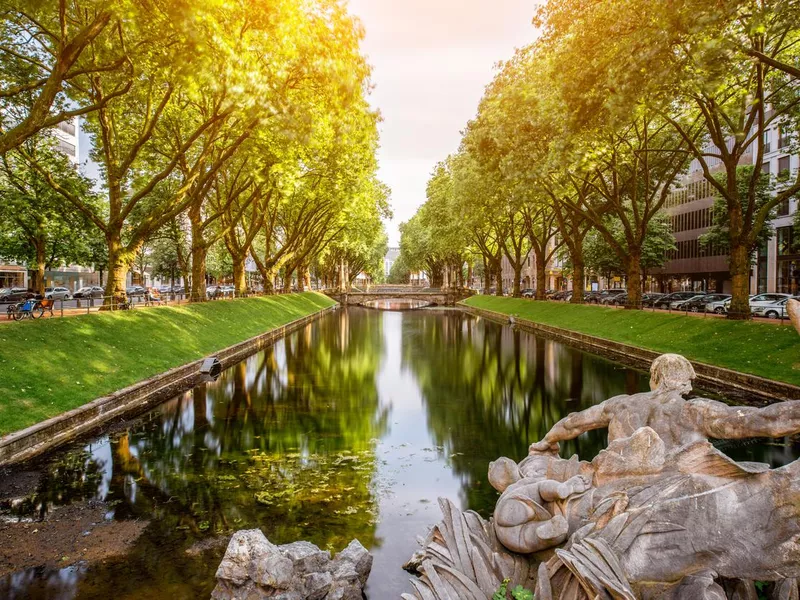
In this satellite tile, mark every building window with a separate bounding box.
[757,242,768,293]
[779,127,789,150]
[762,161,771,175]
[764,130,772,153]
[778,199,790,217]
[779,155,791,178]
[56,139,76,156]
[778,227,795,256]
[57,120,76,136]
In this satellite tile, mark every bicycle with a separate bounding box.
[9,298,45,321]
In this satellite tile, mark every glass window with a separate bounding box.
[779,155,791,177]
[762,161,771,174]
[764,130,772,153]
[778,227,794,256]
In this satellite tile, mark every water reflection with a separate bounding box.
[2,307,799,599]
[362,298,431,310]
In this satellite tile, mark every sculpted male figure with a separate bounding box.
[530,353,800,455]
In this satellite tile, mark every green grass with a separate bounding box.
[463,295,800,387]
[0,292,335,436]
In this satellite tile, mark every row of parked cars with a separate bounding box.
[550,288,797,318]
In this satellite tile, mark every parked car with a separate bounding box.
[206,285,219,299]
[521,288,535,298]
[74,286,104,299]
[703,294,732,314]
[722,293,792,314]
[0,287,37,302]
[641,293,666,308]
[609,293,628,306]
[652,292,698,309]
[172,285,185,294]
[677,293,731,313]
[159,285,172,294]
[592,289,626,305]
[670,294,709,310]
[45,286,71,300]
[752,298,791,319]
[550,290,571,301]
[126,285,145,297]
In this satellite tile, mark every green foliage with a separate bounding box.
[700,166,781,261]
[0,136,103,289]
[493,579,535,600]
[387,254,411,284]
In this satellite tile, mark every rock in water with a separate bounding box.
[212,530,372,600]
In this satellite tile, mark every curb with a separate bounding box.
[460,304,800,405]
[0,304,336,467]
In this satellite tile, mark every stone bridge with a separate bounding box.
[325,288,474,307]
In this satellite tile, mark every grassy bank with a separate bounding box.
[463,295,800,387]
[0,292,335,436]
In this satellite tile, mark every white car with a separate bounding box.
[752,297,794,319]
[45,286,71,300]
[723,293,792,314]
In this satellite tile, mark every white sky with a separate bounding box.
[346,0,542,245]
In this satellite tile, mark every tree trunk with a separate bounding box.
[190,244,208,302]
[104,230,130,309]
[571,258,585,304]
[728,242,752,320]
[495,264,504,296]
[535,252,547,300]
[283,267,294,293]
[297,264,309,292]
[483,259,491,293]
[512,263,522,297]
[33,240,46,295]
[625,252,642,309]
[232,254,247,296]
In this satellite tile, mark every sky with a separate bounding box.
[346,0,542,246]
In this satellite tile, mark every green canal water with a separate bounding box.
[2,306,798,599]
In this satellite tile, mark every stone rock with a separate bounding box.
[212,532,371,600]
[282,541,331,575]
[331,540,372,587]
[303,571,333,600]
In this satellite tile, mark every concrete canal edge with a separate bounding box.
[0,304,338,467]
[460,303,800,404]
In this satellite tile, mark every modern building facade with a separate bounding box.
[384,247,400,277]
[657,121,797,295]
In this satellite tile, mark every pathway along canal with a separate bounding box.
[2,307,799,599]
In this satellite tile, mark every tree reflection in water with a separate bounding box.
[401,311,649,512]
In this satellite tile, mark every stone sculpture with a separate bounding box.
[213,530,372,600]
[403,353,800,600]
[788,298,800,336]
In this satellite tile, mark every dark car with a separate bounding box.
[652,291,698,309]
[641,292,666,308]
[74,285,105,299]
[126,285,145,297]
[521,288,535,298]
[550,290,571,301]
[0,287,37,302]
[609,293,628,306]
[681,293,730,313]
[590,289,626,305]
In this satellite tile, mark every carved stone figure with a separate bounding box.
[788,298,800,336]
[403,353,800,600]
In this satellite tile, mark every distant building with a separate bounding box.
[384,247,400,276]
[53,118,79,164]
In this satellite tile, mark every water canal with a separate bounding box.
[2,307,798,599]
